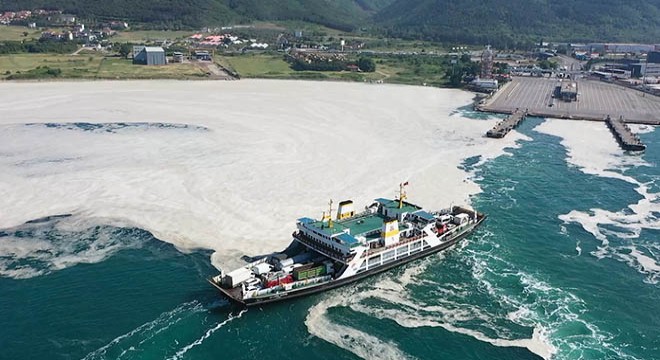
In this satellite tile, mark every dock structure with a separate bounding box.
[605,115,646,152]
[476,77,660,126]
[486,109,527,138]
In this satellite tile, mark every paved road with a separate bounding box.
[480,77,660,124]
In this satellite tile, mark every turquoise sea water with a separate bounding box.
[1,117,658,360]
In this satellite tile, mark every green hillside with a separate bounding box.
[0,0,394,30]
[2,0,660,43]
[374,0,660,45]
[0,0,235,28]
[224,0,392,30]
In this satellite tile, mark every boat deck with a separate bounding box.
[208,279,244,304]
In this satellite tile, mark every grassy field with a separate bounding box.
[0,50,451,85]
[0,25,42,41]
[216,52,448,86]
[218,54,294,78]
[0,53,208,80]
[218,53,392,82]
[113,30,194,43]
[95,58,207,79]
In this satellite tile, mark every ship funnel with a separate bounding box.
[337,200,354,220]
[381,218,400,246]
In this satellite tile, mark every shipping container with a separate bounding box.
[224,267,252,287]
[293,265,326,281]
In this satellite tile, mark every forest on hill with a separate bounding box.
[375,0,660,46]
[0,0,392,30]
[2,0,660,43]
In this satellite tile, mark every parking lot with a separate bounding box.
[480,77,660,124]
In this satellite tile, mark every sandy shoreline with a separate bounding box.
[0,79,524,269]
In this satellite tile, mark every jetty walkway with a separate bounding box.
[605,115,646,152]
[486,109,527,138]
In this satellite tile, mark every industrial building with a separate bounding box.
[132,46,166,65]
[470,78,499,92]
[630,63,660,78]
[557,81,578,101]
[648,51,660,64]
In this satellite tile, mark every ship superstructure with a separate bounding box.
[210,184,486,306]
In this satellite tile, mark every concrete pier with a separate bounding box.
[486,109,527,138]
[477,77,660,126]
[605,115,646,152]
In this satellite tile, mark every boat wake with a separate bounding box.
[168,308,247,360]
[82,301,206,360]
[80,299,240,360]
[305,253,557,359]
[306,293,414,360]
[306,225,647,360]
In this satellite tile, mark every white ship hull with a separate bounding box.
[209,204,486,307]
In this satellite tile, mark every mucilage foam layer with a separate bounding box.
[0,80,523,274]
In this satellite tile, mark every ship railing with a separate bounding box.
[252,275,332,298]
[362,233,426,257]
[292,231,349,262]
[286,275,332,291]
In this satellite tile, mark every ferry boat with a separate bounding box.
[209,184,486,306]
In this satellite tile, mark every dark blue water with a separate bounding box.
[1,118,658,360]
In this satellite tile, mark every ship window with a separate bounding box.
[411,241,421,250]
[422,240,429,249]
[368,255,381,267]
[383,250,395,264]
[396,245,408,258]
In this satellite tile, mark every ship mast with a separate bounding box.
[322,199,334,228]
[398,182,408,209]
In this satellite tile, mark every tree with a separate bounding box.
[116,43,132,58]
[538,59,558,70]
[357,57,375,72]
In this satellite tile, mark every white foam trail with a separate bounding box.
[353,302,555,360]
[628,124,656,134]
[169,308,247,360]
[306,255,557,360]
[535,120,660,282]
[368,277,556,359]
[305,291,414,360]
[83,301,204,360]
[0,80,522,275]
[467,240,646,359]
